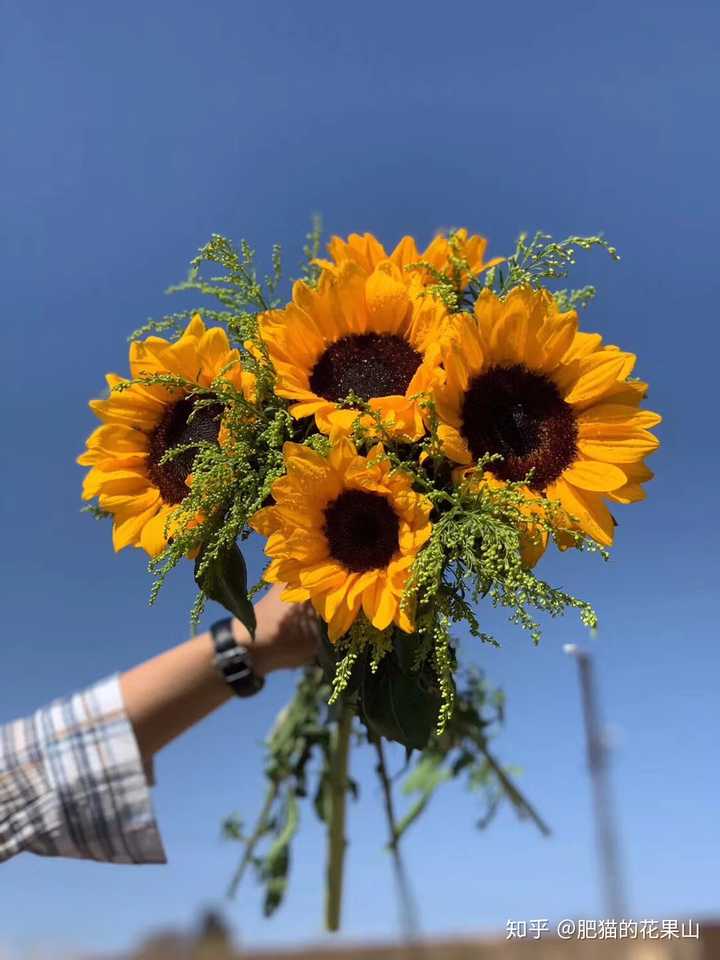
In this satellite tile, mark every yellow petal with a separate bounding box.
[607,482,647,505]
[577,430,660,464]
[196,327,232,379]
[346,570,379,607]
[81,423,148,456]
[369,395,424,440]
[299,562,346,591]
[365,262,410,333]
[89,379,166,428]
[289,398,329,418]
[519,525,549,569]
[326,591,361,642]
[362,576,397,631]
[560,354,629,407]
[82,467,150,500]
[389,235,422,271]
[328,434,360,473]
[280,584,312,603]
[183,313,206,339]
[318,578,355,623]
[112,500,162,552]
[138,337,199,382]
[99,488,160,514]
[139,507,174,557]
[488,309,530,368]
[449,313,484,374]
[563,331,602,361]
[327,233,388,274]
[283,442,331,483]
[285,528,329,562]
[577,403,660,429]
[539,314,578,371]
[438,424,473,465]
[549,480,615,547]
[562,459,627,492]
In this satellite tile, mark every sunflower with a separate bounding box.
[250,436,432,640]
[260,260,449,439]
[78,315,256,557]
[314,227,502,291]
[433,287,661,558]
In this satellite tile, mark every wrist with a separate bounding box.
[230,617,280,677]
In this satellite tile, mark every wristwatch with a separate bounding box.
[210,617,265,698]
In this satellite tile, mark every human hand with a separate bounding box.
[235,583,321,677]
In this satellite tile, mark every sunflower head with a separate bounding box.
[250,436,432,641]
[260,260,449,440]
[314,228,502,291]
[434,287,661,556]
[78,315,256,557]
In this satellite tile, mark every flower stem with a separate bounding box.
[226,783,277,900]
[325,702,353,932]
[374,738,420,941]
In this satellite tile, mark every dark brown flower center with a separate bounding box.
[460,365,577,490]
[324,489,400,572]
[147,396,224,504]
[309,333,422,402]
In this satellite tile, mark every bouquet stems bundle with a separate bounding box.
[79,224,660,929]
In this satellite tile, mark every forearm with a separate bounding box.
[0,587,317,866]
[120,588,319,763]
[120,630,228,761]
[120,619,282,761]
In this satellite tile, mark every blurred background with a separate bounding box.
[1,0,719,957]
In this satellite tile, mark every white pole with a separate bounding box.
[564,644,627,920]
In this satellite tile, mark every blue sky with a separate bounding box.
[2,0,719,955]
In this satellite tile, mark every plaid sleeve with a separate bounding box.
[0,675,166,865]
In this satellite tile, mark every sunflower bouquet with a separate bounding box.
[79,224,660,930]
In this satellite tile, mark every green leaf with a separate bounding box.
[313,771,331,824]
[401,753,446,795]
[396,756,450,841]
[361,656,439,751]
[316,623,338,681]
[260,793,300,917]
[194,541,256,639]
[391,629,417,675]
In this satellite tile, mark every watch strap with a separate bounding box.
[211,617,265,698]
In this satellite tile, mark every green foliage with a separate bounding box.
[122,238,297,617]
[225,665,546,919]
[300,213,323,287]
[95,228,606,660]
[142,366,292,622]
[397,671,549,839]
[407,460,600,649]
[224,666,335,916]
[129,232,284,344]
[405,228,619,319]
[481,230,620,311]
[335,405,600,735]
[83,224,625,925]
[359,640,441,750]
[81,503,111,520]
[406,229,478,313]
[194,541,256,640]
[89,227,603,729]
[553,285,598,311]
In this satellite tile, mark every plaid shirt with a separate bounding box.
[0,675,166,865]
